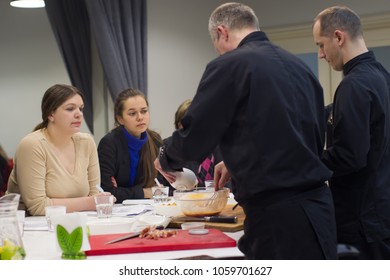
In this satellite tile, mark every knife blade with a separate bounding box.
[105,225,165,244]
[173,215,237,223]
[105,231,141,245]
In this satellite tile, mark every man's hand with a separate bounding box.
[154,158,176,184]
[213,161,231,190]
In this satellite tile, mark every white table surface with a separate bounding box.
[22,210,244,260]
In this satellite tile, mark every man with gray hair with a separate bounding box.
[313,6,390,259]
[155,2,337,259]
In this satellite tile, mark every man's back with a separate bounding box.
[205,31,332,202]
[157,2,337,259]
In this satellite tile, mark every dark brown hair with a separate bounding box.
[113,88,163,188]
[34,84,84,131]
[114,88,147,126]
[314,6,363,39]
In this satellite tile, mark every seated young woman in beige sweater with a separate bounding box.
[7,84,111,216]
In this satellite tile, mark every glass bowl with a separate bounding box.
[173,188,229,217]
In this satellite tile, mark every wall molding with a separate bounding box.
[266,12,390,42]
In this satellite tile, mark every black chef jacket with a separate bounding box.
[323,51,390,243]
[161,31,332,205]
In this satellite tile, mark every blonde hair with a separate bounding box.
[174,99,192,129]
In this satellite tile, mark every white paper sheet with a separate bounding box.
[24,216,49,231]
[112,204,153,217]
[122,199,154,205]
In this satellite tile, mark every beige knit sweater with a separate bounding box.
[7,130,99,216]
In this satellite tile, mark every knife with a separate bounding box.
[173,215,237,223]
[105,225,165,244]
[105,231,141,245]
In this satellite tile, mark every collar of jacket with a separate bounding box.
[237,31,269,48]
[343,51,375,76]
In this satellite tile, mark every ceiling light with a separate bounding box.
[10,0,45,8]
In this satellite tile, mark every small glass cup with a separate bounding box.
[205,180,215,190]
[94,195,114,218]
[151,186,169,203]
[45,205,66,231]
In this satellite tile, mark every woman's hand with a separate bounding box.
[94,192,117,203]
[143,187,152,199]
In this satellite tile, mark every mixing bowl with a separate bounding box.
[173,188,229,217]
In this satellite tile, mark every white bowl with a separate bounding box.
[171,168,198,191]
[153,202,182,217]
[181,222,205,230]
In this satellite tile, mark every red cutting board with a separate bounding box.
[86,228,236,256]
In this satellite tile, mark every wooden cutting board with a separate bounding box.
[86,228,236,256]
[168,204,245,232]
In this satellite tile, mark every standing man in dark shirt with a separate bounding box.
[313,6,390,259]
[155,2,337,259]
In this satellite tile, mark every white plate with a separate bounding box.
[137,214,171,229]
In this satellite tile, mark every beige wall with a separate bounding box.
[266,13,390,105]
